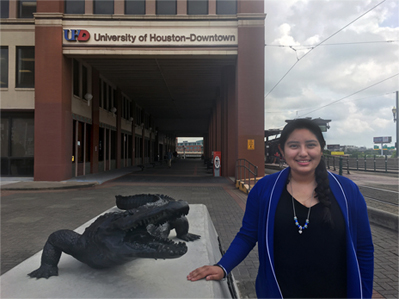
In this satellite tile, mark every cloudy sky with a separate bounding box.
[264,0,399,149]
[179,0,398,148]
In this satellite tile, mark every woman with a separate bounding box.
[187,119,374,299]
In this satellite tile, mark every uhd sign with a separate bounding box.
[63,27,237,46]
[64,29,90,42]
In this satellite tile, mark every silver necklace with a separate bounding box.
[290,183,313,234]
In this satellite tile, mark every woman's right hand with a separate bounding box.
[187,265,225,281]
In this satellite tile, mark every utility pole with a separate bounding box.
[396,91,399,153]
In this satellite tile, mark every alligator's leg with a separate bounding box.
[172,216,201,241]
[28,229,80,279]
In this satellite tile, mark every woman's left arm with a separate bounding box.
[353,186,374,299]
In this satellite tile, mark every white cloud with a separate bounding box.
[264,0,399,149]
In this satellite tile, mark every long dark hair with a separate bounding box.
[279,119,333,226]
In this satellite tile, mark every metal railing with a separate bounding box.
[325,155,399,175]
[235,159,258,191]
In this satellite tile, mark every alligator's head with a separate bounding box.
[83,198,189,262]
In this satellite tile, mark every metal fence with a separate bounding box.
[325,155,399,174]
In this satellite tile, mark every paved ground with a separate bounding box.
[1,159,398,298]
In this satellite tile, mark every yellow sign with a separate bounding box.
[248,139,255,150]
[331,151,345,156]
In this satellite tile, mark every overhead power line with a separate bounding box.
[264,0,387,99]
[265,40,398,49]
[266,92,397,114]
[298,73,399,118]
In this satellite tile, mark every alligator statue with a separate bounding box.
[28,194,200,279]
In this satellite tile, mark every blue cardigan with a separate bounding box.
[219,168,374,298]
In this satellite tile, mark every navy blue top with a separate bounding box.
[274,187,347,298]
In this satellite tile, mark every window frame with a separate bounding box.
[156,0,177,15]
[15,46,35,88]
[125,0,145,15]
[187,0,208,15]
[1,47,9,88]
[18,0,37,19]
[72,59,91,101]
[93,0,114,14]
[1,0,9,18]
[64,0,85,14]
[216,0,236,15]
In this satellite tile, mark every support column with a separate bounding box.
[216,98,222,151]
[114,0,124,15]
[104,128,107,171]
[177,0,187,15]
[74,120,78,177]
[9,0,17,18]
[85,0,93,14]
[236,4,265,177]
[222,66,237,177]
[90,69,100,174]
[208,0,216,15]
[146,0,156,15]
[141,127,145,165]
[34,2,72,181]
[116,89,122,169]
[131,124,136,166]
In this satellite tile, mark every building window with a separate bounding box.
[73,60,90,100]
[73,59,80,96]
[99,78,117,112]
[187,0,207,15]
[1,47,9,88]
[157,0,176,15]
[216,0,236,14]
[1,0,9,18]
[102,80,107,109]
[16,46,34,88]
[82,65,88,98]
[108,85,113,111]
[125,0,145,15]
[65,0,85,14]
[18,0,36,18]
[136,106,142,126]
[93,0,114,14]
[122,96,132,120]
[72,121,91,163]
[1,114,34,176]
[112,88,117,112]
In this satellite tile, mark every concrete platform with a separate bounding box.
[1,204,234,298]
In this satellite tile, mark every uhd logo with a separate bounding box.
[64,29,90,42]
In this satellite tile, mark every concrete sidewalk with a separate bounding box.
[1,159,398,298]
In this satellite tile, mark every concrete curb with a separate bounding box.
[1,181,98,191]
[368,207,398,232]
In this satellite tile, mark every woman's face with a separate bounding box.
[280,128,323,176]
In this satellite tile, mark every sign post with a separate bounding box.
[213,151,221,177]
[373,136,392,155]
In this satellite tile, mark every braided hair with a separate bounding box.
[279,119,333,226]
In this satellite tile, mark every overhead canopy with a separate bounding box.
[74,56,236,137]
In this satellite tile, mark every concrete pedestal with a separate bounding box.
[1,204,235,298]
